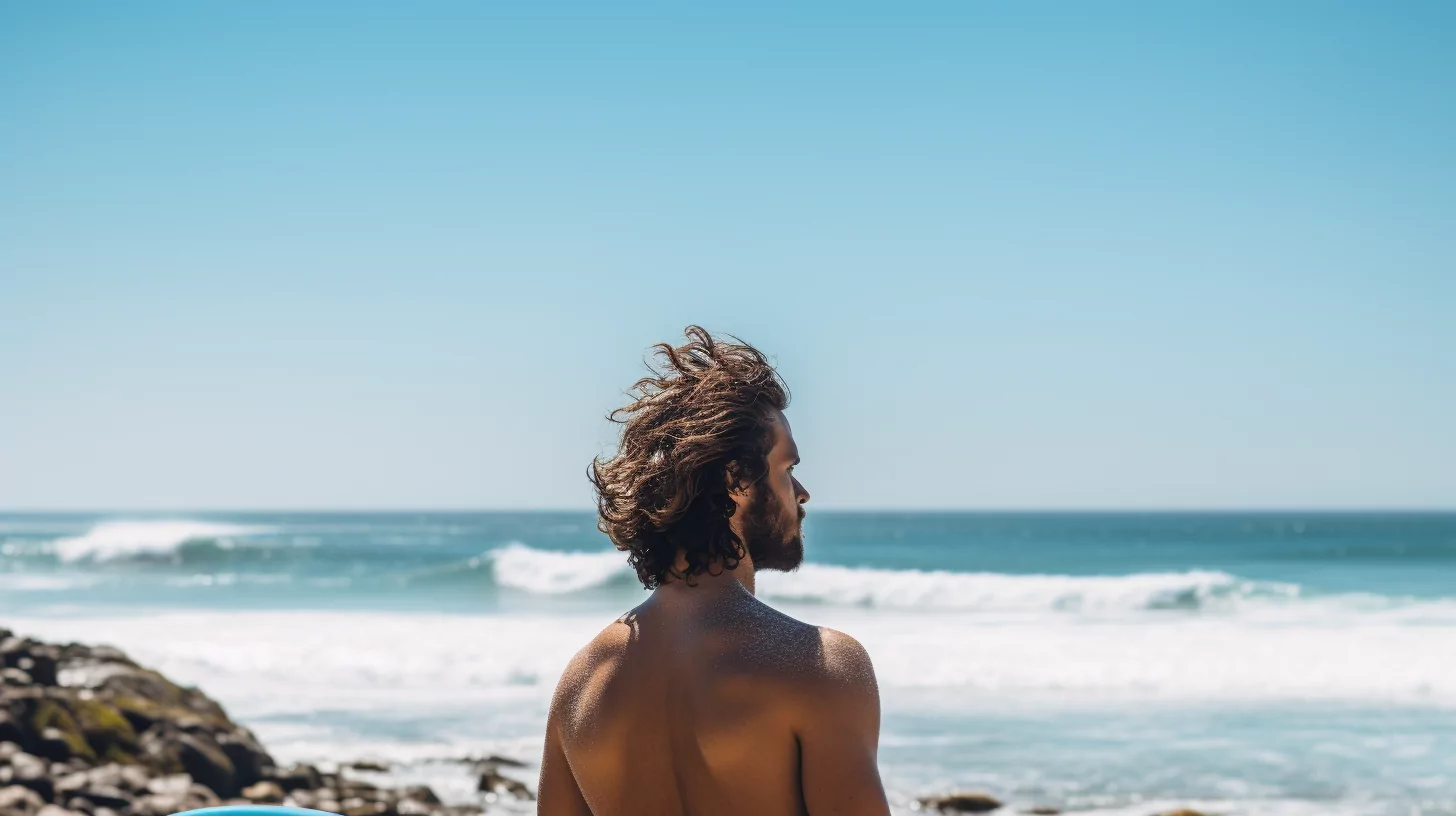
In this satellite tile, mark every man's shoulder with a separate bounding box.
[736,609,875,693]
[803,626,877,691]
[550,615,633,707]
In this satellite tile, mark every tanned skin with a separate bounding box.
[539,410,890,816]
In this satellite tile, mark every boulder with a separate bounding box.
[919,792,1004,813]
[477,767,534,801]
[7,752,52,802]
[214,732,269,790]
[24,650,59,688]
[0,786,46,816]
[71,785,129,811]
[267,764,322,793]
[35,730,72,764]
[174,733,235,798]
[0,716,25,745]
[241,781,284,803]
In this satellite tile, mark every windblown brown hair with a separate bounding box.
[590,326,790,589]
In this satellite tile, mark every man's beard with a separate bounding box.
[740,484,804,572]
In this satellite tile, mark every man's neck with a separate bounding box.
[657,548,758,598]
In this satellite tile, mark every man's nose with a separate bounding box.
[794,478,810,504]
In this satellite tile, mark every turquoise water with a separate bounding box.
[3,512,1455,815]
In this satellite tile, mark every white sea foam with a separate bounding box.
[50,520,267,562]
[0,574,97,591]
[487,543,627,594]
[9,604,1456,715]
[478,544,1305,614]
[757,563,1299,613]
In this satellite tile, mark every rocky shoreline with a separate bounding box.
[0,627,531,816]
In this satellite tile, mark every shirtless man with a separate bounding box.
[538,326,890,816]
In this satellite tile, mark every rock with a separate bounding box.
[72,785,129,811]
[53,772,90,798]
[124,783,217,816]
[267,763,322,793]
[143,775,190,797]
[36,805,82,816]
[28,701,96,764]
[25,649,59,687]
[340,796,388,816]
[477,767,534,801]
[1025,809,1060,815]
[175,733,235,798]
[919,792,1004,813]
[284,789,318,809]
[241,781,284,803]
[214,732,269,790]
[1156,812,1210,816]
[124,793,186,816]
[69,700,139,765]
[1,630,445,816]
[397,799,434,816]
[0,716,25,746]
[398,786,439,806]
[0,786,46,816]
[116,767,151,795]
[36,729,73,763]
[185,783,220,808]
[7,752,52,802]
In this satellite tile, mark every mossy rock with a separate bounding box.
[112,694,228,733]
[72,698,140,757]
[29,699,97,762]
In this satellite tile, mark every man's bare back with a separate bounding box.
[539,576,886,815]
[541,326,888,814]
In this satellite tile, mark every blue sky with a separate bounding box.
[1,2,1452,510]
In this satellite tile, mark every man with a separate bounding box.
[538,326,890,816]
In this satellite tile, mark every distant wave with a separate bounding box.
[51,520,270,563]
[758,564,1300,612]
[487,543,630,594]
[469,544,1301,613]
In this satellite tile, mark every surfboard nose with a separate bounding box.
[171,807,342,816]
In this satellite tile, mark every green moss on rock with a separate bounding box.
[73,698,140,756]
[30,699,97,762]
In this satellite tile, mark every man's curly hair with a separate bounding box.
[590,326,790,589]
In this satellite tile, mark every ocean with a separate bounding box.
[2,511,1454,815]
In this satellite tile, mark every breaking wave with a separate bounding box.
[50,520,270,563]
[474,543,1302,613]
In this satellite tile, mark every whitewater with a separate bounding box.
[3,511,1455,815]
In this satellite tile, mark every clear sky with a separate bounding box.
[1,2,1452,511]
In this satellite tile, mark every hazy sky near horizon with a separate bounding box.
[2,2,1452,510]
